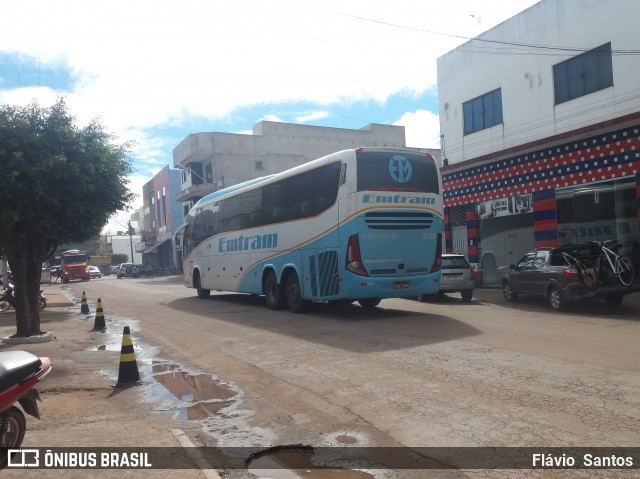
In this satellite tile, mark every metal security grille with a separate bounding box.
[450,205,467,227]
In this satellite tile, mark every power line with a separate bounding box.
[282,0,640,56]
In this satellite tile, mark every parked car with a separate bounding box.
[418,253,476,302]
[99,265,112,276]
[117,263,141,278]
[88,266,102,279]
[502,247,635,311]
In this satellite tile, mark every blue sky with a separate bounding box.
[1,0,539,233]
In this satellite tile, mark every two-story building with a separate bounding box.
[136,166,183,269]
[437,0,640,284]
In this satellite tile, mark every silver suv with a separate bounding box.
[419,254,475,302]
[117,263,140,279]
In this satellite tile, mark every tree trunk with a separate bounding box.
[4,241,45,338]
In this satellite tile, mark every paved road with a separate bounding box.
[51,276,639,477]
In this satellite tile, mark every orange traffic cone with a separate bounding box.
[92,298,106,331]
[115,326,142,387]
[80,291,90,315]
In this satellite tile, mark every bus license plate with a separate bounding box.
[393,281,410,289]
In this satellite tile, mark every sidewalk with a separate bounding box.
[0,285,209,478]
[41,282,76,307]
[474,283,640,309]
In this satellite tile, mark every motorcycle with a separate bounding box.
[0,351,52,462]
[0,284,47,312]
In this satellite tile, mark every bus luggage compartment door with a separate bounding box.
[304,249,341,298]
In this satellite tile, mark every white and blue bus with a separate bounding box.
[174,147,443,312]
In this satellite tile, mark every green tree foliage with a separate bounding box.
[0,98,135,337]
[111,253,129,265]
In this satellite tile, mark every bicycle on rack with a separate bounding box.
[590,240,635,287]
[560,251,599,291]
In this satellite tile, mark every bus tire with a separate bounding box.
[358,298,381,309]
[194,271,210,299]
[285,271,310,313]
[264,270,286,310]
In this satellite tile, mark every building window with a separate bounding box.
[255,161,264,171]
[553,43,613,105]
[463,88,503,135]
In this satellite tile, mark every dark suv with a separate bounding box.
[502,247,636,311]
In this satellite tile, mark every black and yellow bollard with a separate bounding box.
[80,291,90,315]
[92,298,106,331]
[115,326,142,387]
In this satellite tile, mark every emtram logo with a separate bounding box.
[389,156,412,183]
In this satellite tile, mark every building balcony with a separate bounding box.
[175,182,216,202]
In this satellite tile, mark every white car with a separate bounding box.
[88,266,102,279]
[418,254,476,302]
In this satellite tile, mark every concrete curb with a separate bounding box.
[1,331,56,343]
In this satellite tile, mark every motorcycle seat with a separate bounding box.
[0,351,43,391]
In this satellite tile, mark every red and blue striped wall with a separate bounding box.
[442,123,640,255]
[532,189,557,248]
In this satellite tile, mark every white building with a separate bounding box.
[437,0,640,283]
[108,234,142,264]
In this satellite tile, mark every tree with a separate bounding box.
[112,253,129,265]
[0,98,135,337]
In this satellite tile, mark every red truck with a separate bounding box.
[61,250,91,283]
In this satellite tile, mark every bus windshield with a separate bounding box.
[357,150,439,193]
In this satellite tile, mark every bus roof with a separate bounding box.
[195,175,275,207]
[191,147,434,211]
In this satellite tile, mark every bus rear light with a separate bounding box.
[431,233,442,272]
[346,234,368,276]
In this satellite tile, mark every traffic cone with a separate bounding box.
[92,298,106,331]
[80,291,90,315]
[115,326,142,387]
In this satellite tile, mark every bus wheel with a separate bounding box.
[285,271,310,313]
[264,270,286,310]
[358,298,381,309]
[194,271,210,299]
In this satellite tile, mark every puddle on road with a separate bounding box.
[247,447,375,479]
[149,361,237,421]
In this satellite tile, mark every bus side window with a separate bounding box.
[299,200,312,218]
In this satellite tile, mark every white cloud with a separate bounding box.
[394,109,441,149]
[1,0,540,233]
[295,111,330,123]
[260,114,284,123]
[1,0,540,133]
[102,173,151,235]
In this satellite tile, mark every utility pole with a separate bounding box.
[127,220,135,263]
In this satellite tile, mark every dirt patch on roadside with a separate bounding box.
[0,308,206,479]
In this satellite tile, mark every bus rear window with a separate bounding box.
[357,150,439,194]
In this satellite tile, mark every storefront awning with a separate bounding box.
[143,238,170,254]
